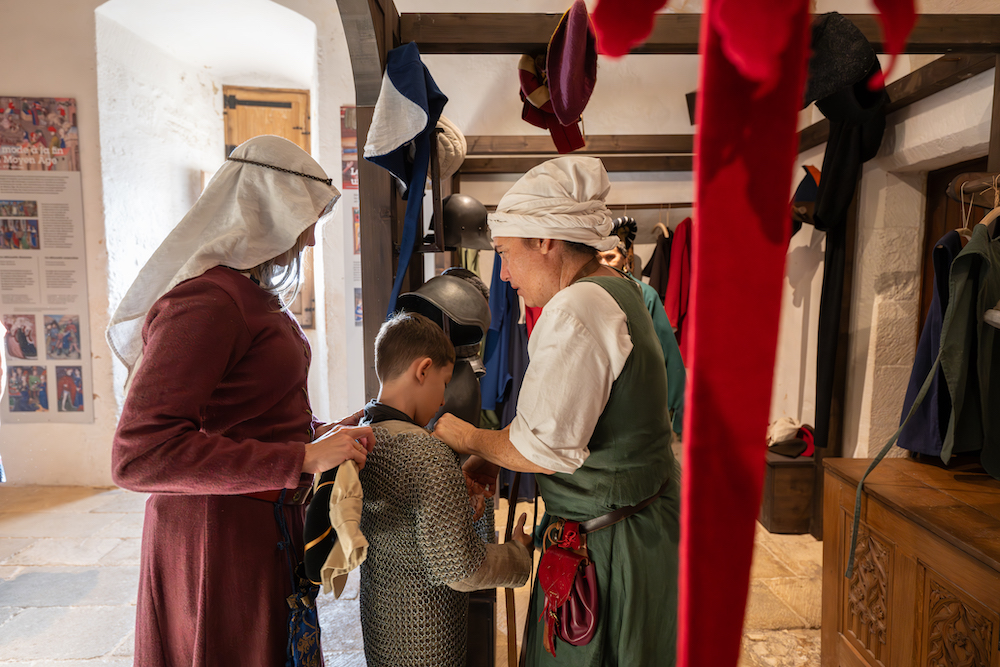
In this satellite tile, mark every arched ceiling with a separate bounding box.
[95,0,316,88]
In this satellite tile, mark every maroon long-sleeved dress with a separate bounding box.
[113,266,318,667]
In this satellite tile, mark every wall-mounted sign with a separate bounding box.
[0,96,93,423]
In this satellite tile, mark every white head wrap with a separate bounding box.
[106,135,340,372]
[488,156,617,251]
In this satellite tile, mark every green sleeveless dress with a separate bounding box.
[523,276,680,667]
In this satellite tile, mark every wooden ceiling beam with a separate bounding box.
[401,13,1000,55]
[797,53,996,153]
[460,155,693,174]
[466,134,694,155]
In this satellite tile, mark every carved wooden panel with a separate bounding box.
[846,524,891,665]
[925,576,995,667]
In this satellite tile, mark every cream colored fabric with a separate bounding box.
[106,135,340,373]
[767,417,802,445]
[447,539,532,592]
[435,115,466,183]
[321,460,369,597]
[488,156,617,251]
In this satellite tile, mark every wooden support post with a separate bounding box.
[340,0,401,399]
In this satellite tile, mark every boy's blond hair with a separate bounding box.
[375,312,455,383]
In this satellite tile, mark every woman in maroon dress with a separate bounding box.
[108,136,372,667]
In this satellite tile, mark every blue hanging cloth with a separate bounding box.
[480,258,519,411]
[362,42,448,318]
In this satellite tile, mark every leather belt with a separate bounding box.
[243,483,313,505]
[579,478,671,534]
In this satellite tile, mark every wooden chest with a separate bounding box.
[822,458,1000,667]
[759,450,815,534]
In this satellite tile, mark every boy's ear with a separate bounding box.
[414,357,433,384]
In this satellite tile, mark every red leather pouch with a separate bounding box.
[536,521,599,656]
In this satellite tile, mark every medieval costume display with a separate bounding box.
[358,403,531,667]
[108,136,341,667]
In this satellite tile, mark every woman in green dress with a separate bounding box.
[434,156,680,667]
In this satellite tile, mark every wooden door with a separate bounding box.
[223,86,315,327]
[919,157,988,335]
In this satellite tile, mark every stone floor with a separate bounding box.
[0,486,821,666]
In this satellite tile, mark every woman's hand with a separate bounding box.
[433,412,476,454]
[313,409,366,439]
[302,424,374,474]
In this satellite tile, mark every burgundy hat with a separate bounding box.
[547,0,598,127]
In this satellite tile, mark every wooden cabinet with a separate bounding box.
[822,458,1000,667]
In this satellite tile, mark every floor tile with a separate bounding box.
[317,595,364,651]
[766,577,822,629]
[88,489,150,514]
[111,629,135,656]
[754,525,823,579]
[99,538,142,566]
[741,628,821,667]
[0,538,35,563]
[0,566,139,607]
[94,513,145,539]
[0,486,110,514]
[6,537,122,566]
[0,511,121,539]
[323,651,367,667]
[0,605,134,660]
[750,544,797,579]
[0,606,21,626]
[743,581,808,631]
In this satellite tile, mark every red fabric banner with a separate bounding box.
[679,1,811,666]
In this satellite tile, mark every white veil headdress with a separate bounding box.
[106,135,341,373]
[487,156,617,251]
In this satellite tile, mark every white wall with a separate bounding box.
[0,0,115,485]
[844,68,995,458]
[95,12,227,398]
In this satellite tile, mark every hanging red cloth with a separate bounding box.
[590,2,914,666]
[663,216,691,358]
[679,6,812,666]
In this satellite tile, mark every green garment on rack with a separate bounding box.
[630,273,686,437]
[940,223,1000,477]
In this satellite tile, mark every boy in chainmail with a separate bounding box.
[358,312,533,667]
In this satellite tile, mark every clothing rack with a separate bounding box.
[946,172,1000,210]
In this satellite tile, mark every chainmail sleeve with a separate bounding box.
[410,430,487,586]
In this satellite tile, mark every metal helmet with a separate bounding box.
[397,275,491,348]
[443,194,491,250]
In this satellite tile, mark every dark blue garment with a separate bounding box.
[897,230,963,456]
[480,258,518,411]
[363,42,448,317]
[499,322,536,502]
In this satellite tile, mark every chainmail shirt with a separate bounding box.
[359,420,487,667]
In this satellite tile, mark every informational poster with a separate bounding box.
[341,106,362,326]
[0,96,93,423]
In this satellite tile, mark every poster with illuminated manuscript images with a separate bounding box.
[0,96,92,423]
[55,366,84,412]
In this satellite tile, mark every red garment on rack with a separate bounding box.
[663,217,691,358]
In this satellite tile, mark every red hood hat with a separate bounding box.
[547,0,598,127]
[518,1,598,154]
